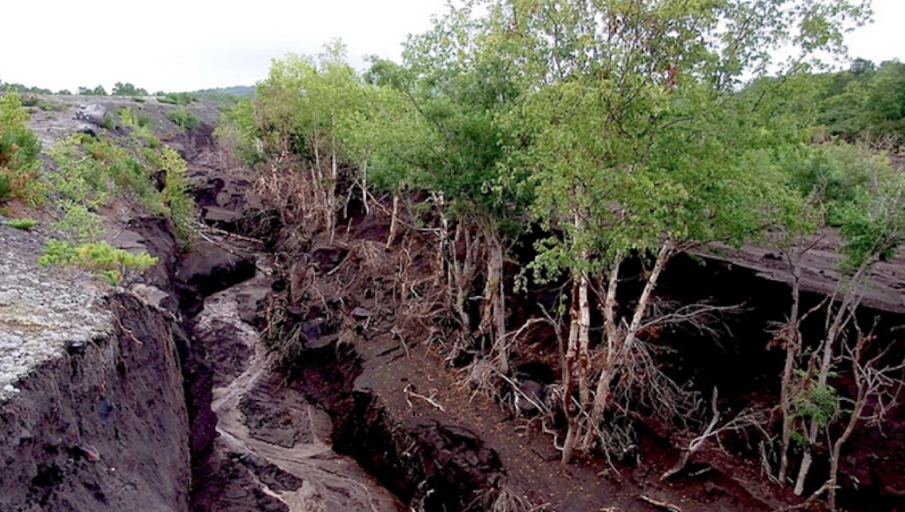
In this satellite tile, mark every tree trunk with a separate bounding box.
[827,395,864,511]
[586,242,672,447]
[794,260,872,495]
[328,120,338,244]
[577,269,591,408]
[562,277,581,464]
[580,257,622,449]
[779,256,803,484]
[487,232,508,374]
[387,193,400,249]
[361,160,370,215]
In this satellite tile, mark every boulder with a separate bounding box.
[75,104,107,127]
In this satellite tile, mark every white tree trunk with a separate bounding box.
[779,257,803,484]
[387,193,400,249]
[586,242,672,448]
[361,160,370,215]
[562,277,581,464]
[794,260,873,495]
[328,120,338,244]
[487,233,508,374]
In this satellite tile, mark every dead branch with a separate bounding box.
[661,388,766,481]
[641,301,742,339]
[404,384,446,412]
[638,495,682,512]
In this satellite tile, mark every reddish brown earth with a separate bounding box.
[257,211,819,512]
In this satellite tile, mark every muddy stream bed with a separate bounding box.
[188,259,404,512]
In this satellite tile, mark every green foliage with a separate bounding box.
[112,82,148,96]
[49,134,196,242]
[39,239,157,285]
[167,109,200,130]
[790,369,839,444]
[118,107,153,128]
[156,146,196,241]
[816,60,905,142]
[2,217,38,230]
[0,173,10,200]
[118,107,160,147]
[20,95,40,107]
[0,81,53,95]
[0,92,43,203]
[78,85,108,96]
[157,92,197,105]
[53,201,105,241]
[217,100,260,164]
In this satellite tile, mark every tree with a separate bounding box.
[773,144,905,506]
[485,0,870,464]
[243,40,366,236]
[849,57,876,74]
[350,4,530,373]
[78,85,108,96]
[112,82,148,96]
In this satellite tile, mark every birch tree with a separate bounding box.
[487,0,870,463]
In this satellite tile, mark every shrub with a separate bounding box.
[2,217,38,230]
[167,109,200,130]
[39,239,157,285]
[158,92,197,105]
[0,174,10,200]
[50,134,196,243]
[20,95,40,108]
[117,107,153,129]
[54,201,105,241]
[0,92,43,204]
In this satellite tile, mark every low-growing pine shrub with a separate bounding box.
[2,217,38,230]
[39,239,158,285]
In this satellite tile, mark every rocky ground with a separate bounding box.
[0,220,111,400]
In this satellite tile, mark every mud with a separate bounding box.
[188,265,405,512]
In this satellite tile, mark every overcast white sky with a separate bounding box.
[0,0,902,93]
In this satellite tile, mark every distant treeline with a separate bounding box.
[0,80,255,101]
[817,59,905,143]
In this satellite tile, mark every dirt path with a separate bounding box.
[193,261,404,512]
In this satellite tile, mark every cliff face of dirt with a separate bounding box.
[0,96,222,512]
[0,290,191,512]
[0,205,189,511]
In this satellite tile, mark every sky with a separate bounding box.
[0,0,903,93]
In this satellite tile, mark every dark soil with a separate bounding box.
[0,293,191,512]
[245,190,905,512]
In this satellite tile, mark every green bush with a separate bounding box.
[0,92,43,203]
[158,92,197,105]
[0,174,11,200]
[167,109,200,130]
[20,95,40,107]
[49,134,196,243]
[120,107,153,128]
[39,239,158,285]
[2,217,38,230]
